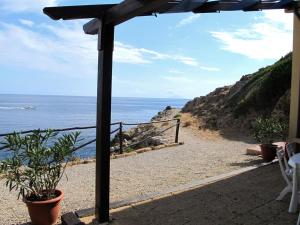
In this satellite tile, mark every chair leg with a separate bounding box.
[297,213,300,225]
[289,190,298,213]
[276,186,291,201]
[289,167,299,213]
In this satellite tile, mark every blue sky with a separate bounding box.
[0,0,293,99]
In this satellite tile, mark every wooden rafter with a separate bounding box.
[83,0,171,35]
[104,0,171,25]
[193,0,296,13]
[43,4,115,20]
[164,0,208,13]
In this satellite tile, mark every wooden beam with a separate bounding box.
[193,0,295,13]
[289,13,300,139]
[166,0,207,13]
[244,0,295,11]
[83,19,101,35]
[285,1,300,13]
[105,0,170,25]
[83,0,170,34]
[232,0,261,11]
[43,4,115,20]
[95,20,114,223]
[270,0,295,9]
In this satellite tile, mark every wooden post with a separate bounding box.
[175,119,180,143]
[289,13,300,142]
[95,19,114,223]
[119,122,123,154]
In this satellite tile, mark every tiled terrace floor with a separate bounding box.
[85,163,298,225]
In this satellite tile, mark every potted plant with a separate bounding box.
[253,116,288,162]
[0,130,80,225]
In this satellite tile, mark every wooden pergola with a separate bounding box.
[43,0,300,223]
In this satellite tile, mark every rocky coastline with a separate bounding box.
[111,106,182,153]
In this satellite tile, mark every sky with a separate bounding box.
[0,0,294,99]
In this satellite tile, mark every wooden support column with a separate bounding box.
[95,19,114,223]
[289,13,300,140]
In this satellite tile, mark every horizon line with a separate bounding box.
[0,93,191,100]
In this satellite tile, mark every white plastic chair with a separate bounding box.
[293,163,300,225]
[286,142,296,158]
[276,146,293,201]
[290,161,300,213]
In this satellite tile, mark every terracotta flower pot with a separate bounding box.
[24,190,64,225]
[260,144,277,162]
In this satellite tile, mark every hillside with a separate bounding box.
[182,53,292,136]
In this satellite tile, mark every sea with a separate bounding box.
[0,94,188,159]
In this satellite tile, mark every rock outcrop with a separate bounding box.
[111,107,180,152]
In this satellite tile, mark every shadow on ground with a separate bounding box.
[229,158,264,168]
[86,164,297,225]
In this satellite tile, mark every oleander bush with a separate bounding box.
[252,117,288,144]
[0,130,80,201]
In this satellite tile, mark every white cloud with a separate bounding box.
[160,74,231,98]
[263,10,293,30]
[168,69,184,74]
[169,66,220,74]
[114,42,152,64]
[211,10,293,60]
[114,42,171,64]
[173,55,199,66]
[199,66,220,72]
[114,42,200,66]
[139,48,168,60]
[0,21,97,77]
[114,74,218,98]
[162,74,227,85]
[0,20,202,79]
[20,19,34,27]
[0,0,57,13]
[176,14,201,28]
[163,76,192,83]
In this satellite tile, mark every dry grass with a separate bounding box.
[180,113,223,140]
[182,121,191,127]
[161,122,170,127]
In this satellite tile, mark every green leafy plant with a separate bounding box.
[231,53,292,116]
[173,114,181,119]
[0,130,80,201]
[124,147,134,153]
[253,117,288,144]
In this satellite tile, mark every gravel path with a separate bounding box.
[0,127,261,225]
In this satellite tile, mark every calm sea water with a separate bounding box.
[0,94,188,159]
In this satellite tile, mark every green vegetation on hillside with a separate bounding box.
[182,52,292,135]
[229,53,292,116]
